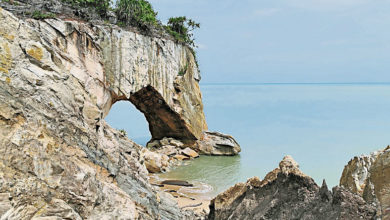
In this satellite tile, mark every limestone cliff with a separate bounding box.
[340,146,390,219]
[0,2,226,218]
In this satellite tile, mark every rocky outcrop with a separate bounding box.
[340,146,390,219]
[1,0,208,141]
[142,133,240,172]
[340,151,379,195]
[197,131,241,156]
[141,148,170,173]
[147,132,241,158]
[143,138,200,173]
[209,156,377,220]
[0,4,217,218]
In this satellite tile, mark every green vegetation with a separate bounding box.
[20,0,200,53]
[164,16,200,48]
[2,0,19,5]
[178,63,188,76]
[119,129,127,136]
[31,10,56,19]
[61,0,200,48]
[62,0,111,16]
[115,0,158,28]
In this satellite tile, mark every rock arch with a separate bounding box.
[53,17,209,143]
[106,85,198,143]
[128,85,197,140]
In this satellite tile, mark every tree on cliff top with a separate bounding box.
[52,0,201,49]
[62,0,111,16]
[115,0,158,28]
[164,16,200,48]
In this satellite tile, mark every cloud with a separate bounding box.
[253,8,281,17]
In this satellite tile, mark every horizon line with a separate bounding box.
[200,82,390,85]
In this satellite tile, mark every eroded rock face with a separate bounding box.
[2,0,208,141]
[209,156,376,220]
[368,148,390,218]
[0,6,206,219]
[340,146,390,219]
[340,151,379,195]
[197,131,241,156]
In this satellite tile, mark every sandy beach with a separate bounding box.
[149,174,211,215]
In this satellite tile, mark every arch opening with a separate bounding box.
[105,100,151,146]
[104,86,197,146]
[128,86,197,141]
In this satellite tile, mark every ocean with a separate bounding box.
[106,83,390,198]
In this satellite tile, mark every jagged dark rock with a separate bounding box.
[208,156,377,220]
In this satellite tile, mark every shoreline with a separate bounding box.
[149,174,212,215]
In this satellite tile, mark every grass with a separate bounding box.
[31,10,56,19]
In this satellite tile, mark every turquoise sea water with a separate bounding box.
[106,83,390,197]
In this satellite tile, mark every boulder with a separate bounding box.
[181,147,199,158]
[173,154,190,161]
[160,137,172,146]
[170,139,185,148]
[209,156,377,220]
[157,145,179,157]
[146,140,161,150]
[197,131,241,156]
[141,148,169,173]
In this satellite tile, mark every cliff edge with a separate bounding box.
[0,2,238,218]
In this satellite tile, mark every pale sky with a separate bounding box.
[148,0,390,83]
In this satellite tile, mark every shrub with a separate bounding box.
[62,0,111,17]
[178,63,188,76]
[119,129,127,136]
[164,16,200,48]
[31,10,56,19]
[116,0,158,28]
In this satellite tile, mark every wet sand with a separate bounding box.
[149,174,211,215]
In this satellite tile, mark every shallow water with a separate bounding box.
[155,156,242,199]
[107,83,390,197]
